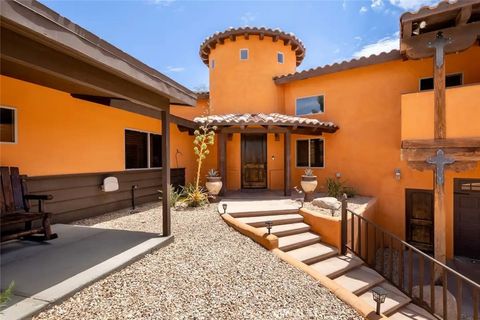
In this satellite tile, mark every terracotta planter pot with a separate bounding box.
[301,175,318,193]
[205,176,223,195]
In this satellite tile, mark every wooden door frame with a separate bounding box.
[454,178,480,258]
[240,133,267,190]
[405,188,434,252]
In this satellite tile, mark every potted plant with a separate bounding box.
[301,168,317,201]
[205,169,222,196]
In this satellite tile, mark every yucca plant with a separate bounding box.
[303,168,314,176]
[207,169,219,177]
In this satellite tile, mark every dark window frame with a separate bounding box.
[240,48,249,60]
[277,52,284,64]
[295,95,325,116]
[0,106,17,144]
[124,129,162,170]
[295,138,325,168]
[419,73,463,91]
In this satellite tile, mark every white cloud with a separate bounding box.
[333,48,340,54]
[342,0,347,10]
[354,36,362,41]
[240,12,256,26]
[151,0,175,6]
[165,66,185,73]
[371,0,384,9]
[353,33,399,58]
[359,6,368,14]
[388,0,437,10]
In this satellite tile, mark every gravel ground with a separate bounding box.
[303,196,372,217]
[34,202,361,320]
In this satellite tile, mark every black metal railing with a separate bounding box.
[340,195,479,320]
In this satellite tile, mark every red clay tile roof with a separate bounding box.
[199,27,306,66]
[194,113,338,132]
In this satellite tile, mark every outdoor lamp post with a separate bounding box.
[371,286,387,315]
[265,221,273,235]
[222,203,227,214]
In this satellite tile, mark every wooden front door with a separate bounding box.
[241,134,267,189]
[454,179,480,260]
[406,189,434,252]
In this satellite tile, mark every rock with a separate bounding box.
[174,201,188,210]
[312,197,341,210]
[412,285,457,319]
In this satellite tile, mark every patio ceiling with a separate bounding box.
[194,113,339,135]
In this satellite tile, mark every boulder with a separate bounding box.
[312,197,341,210]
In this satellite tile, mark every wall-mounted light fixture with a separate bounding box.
[227,133,233,141]
[335,172,341,178]
[271,155,275,161]
[274,133,280,141]
[394,168,401,180]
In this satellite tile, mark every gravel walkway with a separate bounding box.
[34,202,361,320]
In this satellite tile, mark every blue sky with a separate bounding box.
[41,0,437,91]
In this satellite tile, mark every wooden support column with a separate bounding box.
[284,131,291,196]
[218,133,227,195]
[161,109,171,236]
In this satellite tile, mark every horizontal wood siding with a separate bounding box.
[24,168,185,224]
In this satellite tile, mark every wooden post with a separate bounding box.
[284,131,291,196]
[161,109,171,236]
[218,133,227,195]
[341,194,348,255]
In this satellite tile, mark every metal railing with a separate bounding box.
[340,195,479,320]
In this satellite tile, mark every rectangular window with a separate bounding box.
[125,129,162,169]
[419,73,463,91]
[296,138,325,168]
[240,49,248,60]
[0,107,16,143]
[277,52,284,64]
[210,59,215,69]
[296,95,324,116]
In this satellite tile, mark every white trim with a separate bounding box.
[0,106,18,144]
[277,51,284,64]
[295,137,325,169]
[124,128,162,170]
[418,72,464,91]
[240,48,249,60]
[295,94,325,116]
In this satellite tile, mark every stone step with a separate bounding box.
[278,232,321,252]
[333,265,385,295]
[230,209,299,218]
[257,222,310,237]
[284,242,338,265]
[359,282,411,316]
[237,214,304,227]
[389,303,437,320]
[310,253,363,278]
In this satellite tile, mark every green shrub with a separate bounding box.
[326,177,344,198]
[343,186,357,198]
[1,281,14,310]
[181,184,209,207]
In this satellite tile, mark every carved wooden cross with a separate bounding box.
[428,31,452,68]
[427,149,455,185]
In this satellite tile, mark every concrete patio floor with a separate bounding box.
[1,224,172,320]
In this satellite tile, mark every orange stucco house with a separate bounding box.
[1,1,479,260]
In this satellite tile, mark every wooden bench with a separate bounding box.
[1,167,57,242]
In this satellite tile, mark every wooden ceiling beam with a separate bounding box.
[401,147,480,162]
[456,5,472,26]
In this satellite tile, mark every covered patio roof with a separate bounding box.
[194,113,339,135]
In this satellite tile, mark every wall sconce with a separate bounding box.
[335,172,341,178]
[271,155,275,161]
[274,133,280,141]
[265,221,273,235]
[227,133,233,141]
[222,203,227,214]
[394,168,401,180]
[371,286,387,315]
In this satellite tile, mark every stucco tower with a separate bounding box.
[200,27,305,114]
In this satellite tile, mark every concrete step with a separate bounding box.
[230,209,299,218]
[257,222,310,237]
[237,214,304,227]
[285,242,338,265]
[359,282,411,316]
[310,253,363,278]
[278,232,321,252]
[333,265,385,295]
[389,303,437,320]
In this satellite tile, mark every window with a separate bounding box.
[125,129,162,169]
[0,107,16,143]
[240,49,248,60]
[277,52,284,64]
[296,95,324,115]
[419,73,463,91]
[210,59,215,69]
[296,138,325,168]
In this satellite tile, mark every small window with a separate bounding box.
[277,52,284,64]
[240,49,248,60]
[125,129,162,169]
[296,138,325,168]
[419,73,463,91]
[296,95,324,116]
[0,107,16,143]
[210,59,215,69]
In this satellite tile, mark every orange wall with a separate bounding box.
[282,46,480,258]
[209,35,296,114]
[0,75,198,183]
[171,97,210,121]
[402,83,480,140]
